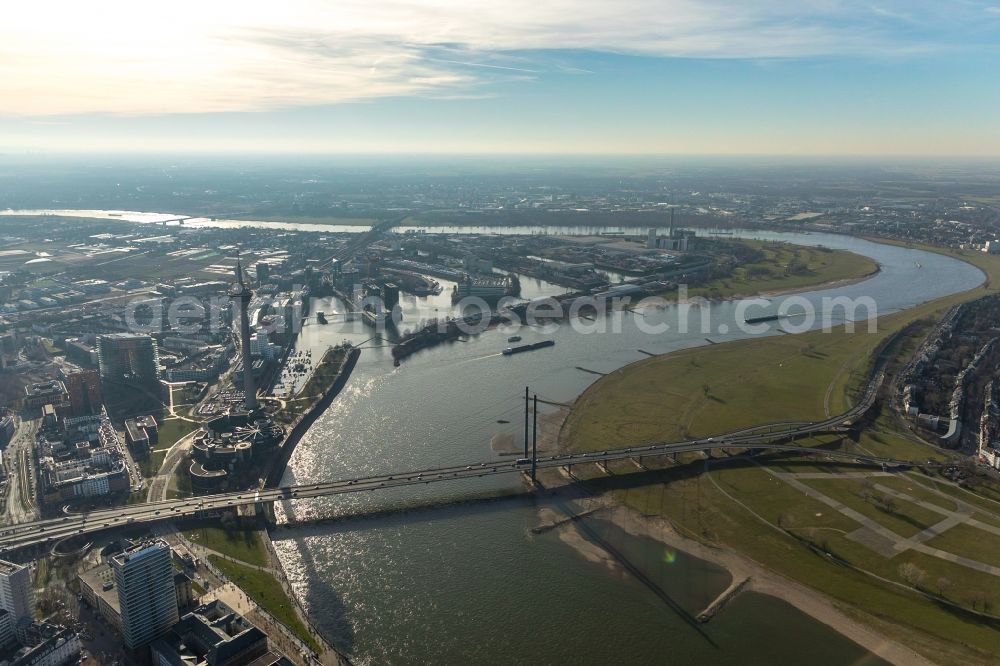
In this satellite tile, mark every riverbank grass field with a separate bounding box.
[688,240,878,300]
[181,521,270,567]
[208,555,321,653]
[561,244,1000,665]
[566,244,1000,449]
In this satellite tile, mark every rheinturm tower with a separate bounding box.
[230,256,258,412]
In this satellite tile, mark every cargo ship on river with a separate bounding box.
[502,339,556,356]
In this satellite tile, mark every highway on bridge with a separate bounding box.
[0,333,909,554]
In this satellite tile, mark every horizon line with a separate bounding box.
[2,151,1000,161]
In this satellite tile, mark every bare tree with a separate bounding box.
[898,562,926,588]
[968,590,988,611]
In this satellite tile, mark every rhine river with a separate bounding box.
[5,210,986,663]
[272,233,982,664]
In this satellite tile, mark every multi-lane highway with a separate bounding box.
[2,417,39,526]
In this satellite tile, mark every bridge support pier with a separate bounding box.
[630,457,646,471]
[596,461,612,475]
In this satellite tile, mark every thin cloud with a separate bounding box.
[429,59,539,74]
[0,0,994,116]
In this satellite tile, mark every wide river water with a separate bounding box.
[271,233,981,664]
[8,210,985,664]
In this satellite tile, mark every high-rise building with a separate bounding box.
[0,559,34,620]
[65,369,103,417]
[0,609,14,649]
[255,261,270,284]
[111,540,179,651]
[383,283,400,312]
[97,334,160,387]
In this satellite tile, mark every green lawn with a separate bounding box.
[909,475,1000,517]
[702,466,1000,609]
[875,475,959,513]
[157,418,198,449]
[971,512,1000,529]
[559,242,1000,665]
[170,386,201,412]
[140,418,197,478]
[687,241,878,300]
[712,464,862,535]
[182,523,269,567]
[168,463,194,500]
[851,426,951,464]
[138,448,167,479]
[564,245,1000,453]
[208,556,320,653]
[563,319,888,449]
[925,523,1000,567]
[802,477,946,539]
[41,339,63,356]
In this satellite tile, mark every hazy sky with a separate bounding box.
[2,1,999,155]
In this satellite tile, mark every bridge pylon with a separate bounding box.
[531,394,538,483]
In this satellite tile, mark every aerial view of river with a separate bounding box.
[6,208,985,663]
[267,232,982,665]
